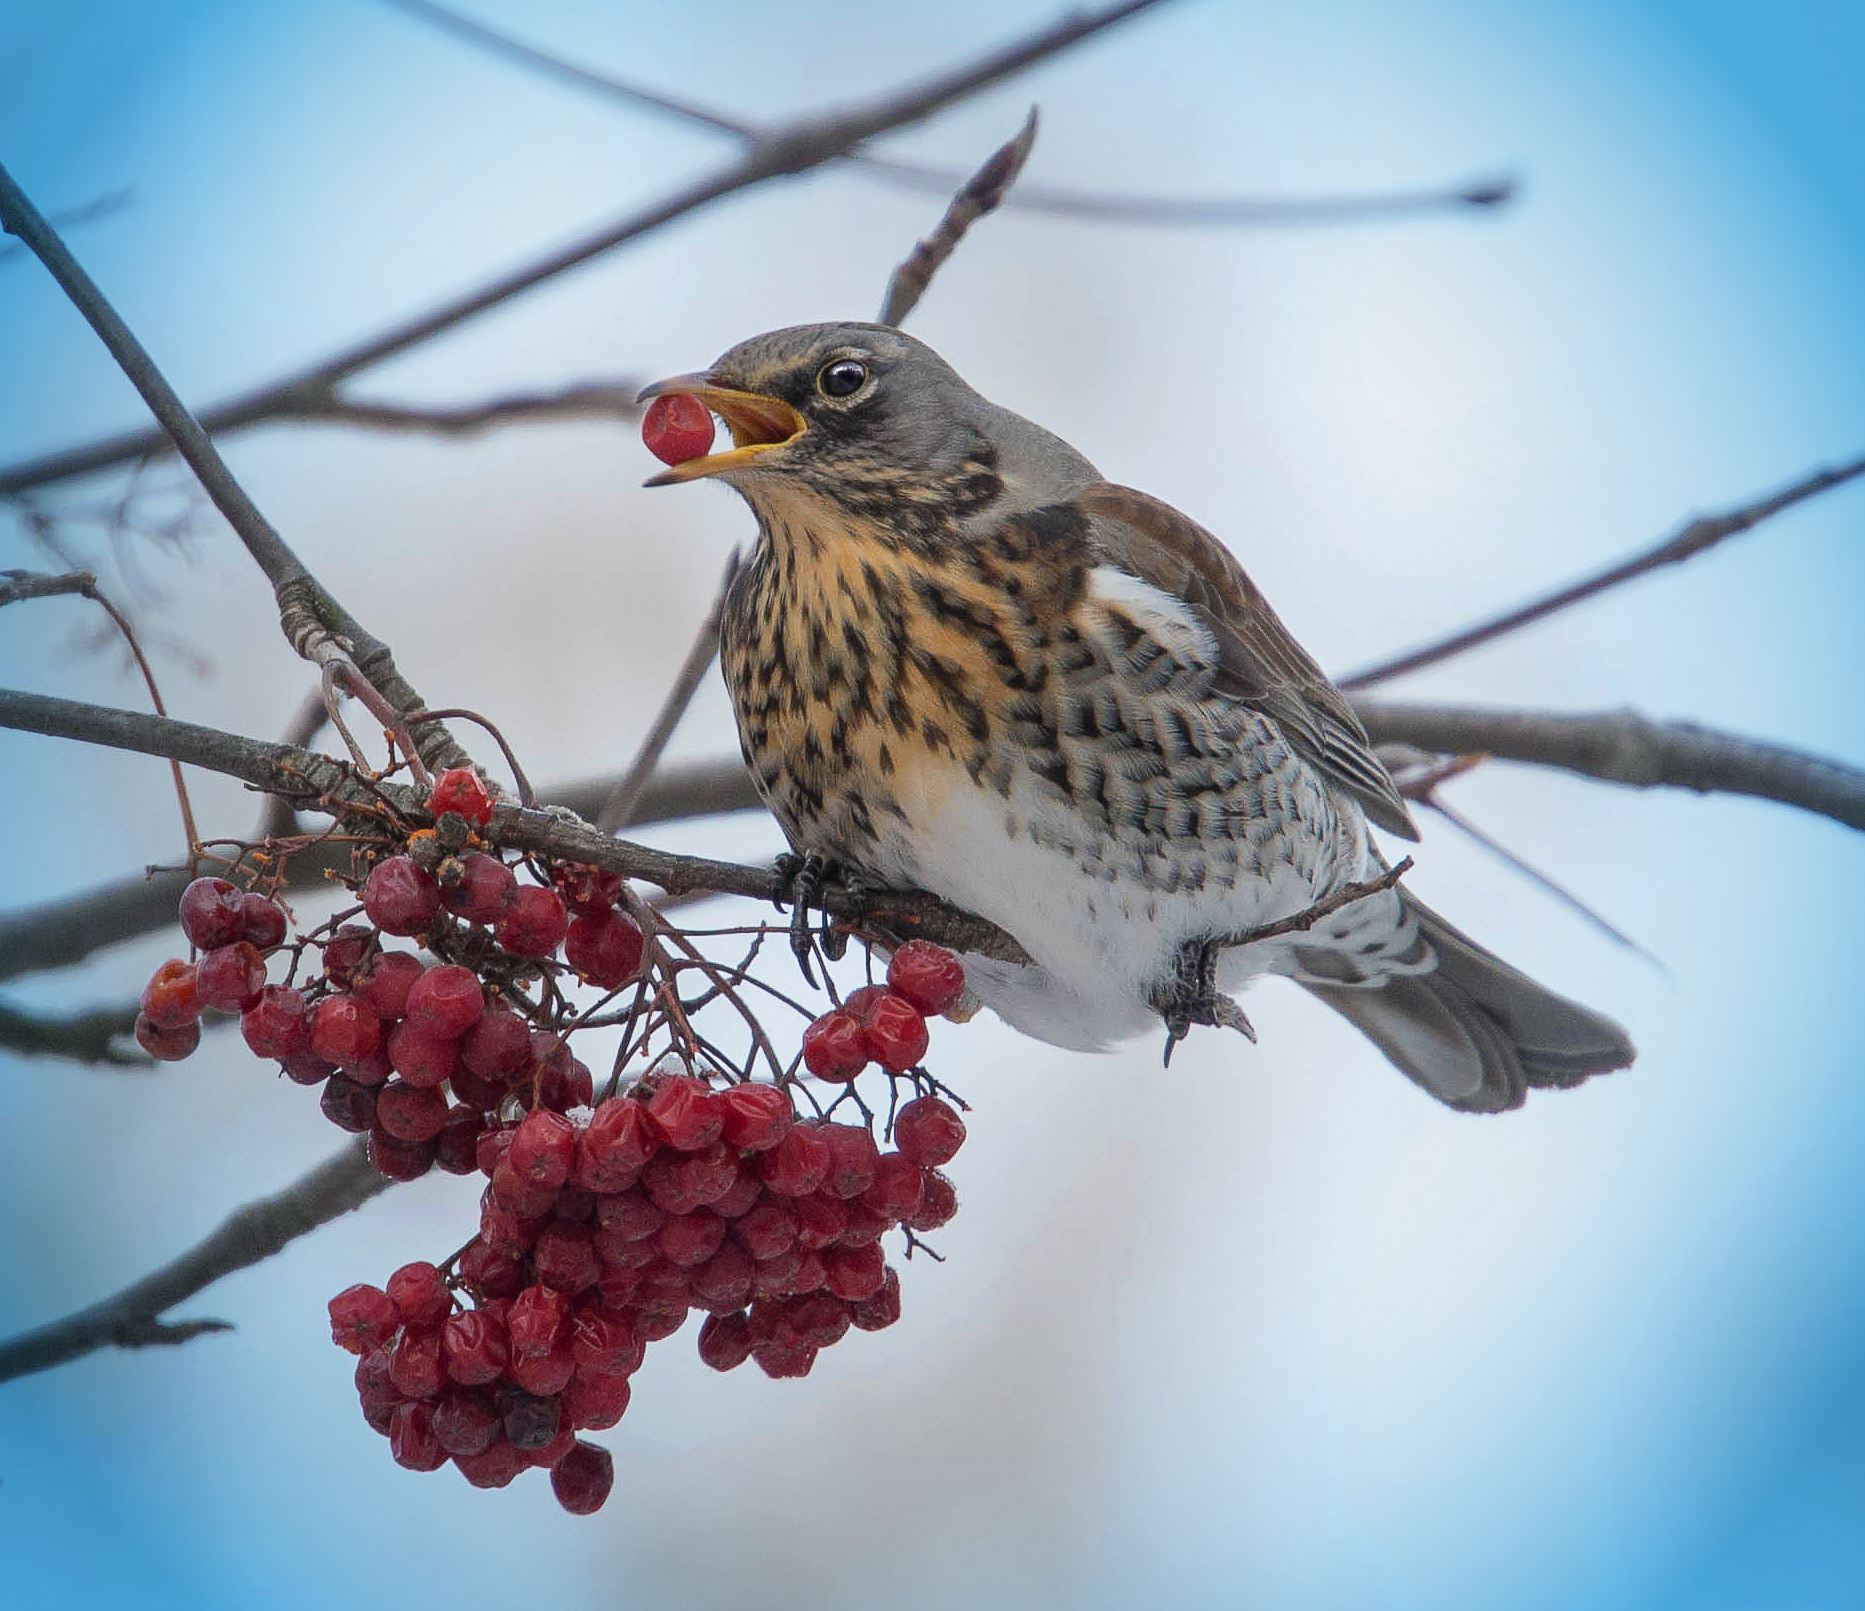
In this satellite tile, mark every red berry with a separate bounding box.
[511,1346,575,1398]
[564,908,644,989]
[856,989,928,1073]
[551,863,624,916]
[753,1340,818,1380]
[240,985,308,1058]
[533,1040,594,1113]
[490,1159,557,1221]
[690,1242,756,1312]
[645,1076,723,1152]
[321,922,378,985]
[534,1223,601,1294]
[561,1369,632,1432]
[388,1401,447,1471]
[758,1125,831,1198]
[403,964,484,1040]
[717,1082,795,1151]
[641,392,715,466]
[792,1192,846,1251]
[362,856,441,936]
[788,1290,851,1348]
[432,1391,501,1457]
[458,1241,525,1302]
[906,1168,957,1231]
[569,1308,641,1378]
[510,1109,576,1190]
[818,1122,879,1201]
[576,1097,657,1191]
[711,1164,764,1220]
[849,1266,902,1332]
[238,892,288,950]
[494,885,569,958]
[731,1196,800,1261]
[367,1126,435,1181]
[442,852,515,924]
[886,940,966,1015]
[434,1105,486,1175]
[328,1283,399,1353]
[697,1310,754,1371]
[837,1197,889,1246]
[453,1439,526,1489]
[195,941,266,1013]
[892,1095,966,1167]
[354,950,424,1020]
[141,959,201,1029]
[802,1010,867,1082]
[319,1074,378,1133]
[460,1006,531,1081]
[386,1261,450,1327]
[508,1284,570,1358]
[862,1151,925,1221]
[134,1012,200,1062]
[385,1019,459,1088]
[376,1080,449,1143]
[308,993,382,1067]
[659,1210,728,1268]
[822,1241,886,1302]
[428,767,495,828]
[442,1308,510,1385]
[550,1440,615,1516]
[280,1050,336,1086]
[178,876,245,949]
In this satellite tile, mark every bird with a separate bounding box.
[639,322,1634,1113]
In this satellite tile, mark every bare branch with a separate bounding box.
[378,0,1512,229]
[1340,457,1865,690]
[879,110,1039,326]
[0,1139,387,1383]
[0,691,1031,963]
[0,0,1166,500]
[0,757,762,985]
[1213,858,1411,950]
[0,996,145,1066]
[279,379,640,438]
[596,553,739,834]
[1356,700,1865,831]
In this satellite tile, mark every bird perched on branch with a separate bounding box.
[640,323,1632,1112]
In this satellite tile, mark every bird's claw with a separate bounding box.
[774,851,829,986]
[1153,939,1255,1066]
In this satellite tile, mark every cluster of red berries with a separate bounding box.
[330,1068,964,1511]
[135,770,652,1180]
[141,765,975,1514]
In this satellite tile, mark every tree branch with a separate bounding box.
[1339,456,1865,690]
[0,996,144,1066]
[0,0,1165,500]
[377,0,1512,229]
[0,1139,387,1383]
[1355,700,1865,831]
[278,379,641,438]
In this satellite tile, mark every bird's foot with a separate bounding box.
[1152,939,1256,1066]
[773,852,876,985]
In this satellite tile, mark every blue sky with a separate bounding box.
[2,3,1863,1607]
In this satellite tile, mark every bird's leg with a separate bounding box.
[773,851,830,985]
[1151,938,1256,1066]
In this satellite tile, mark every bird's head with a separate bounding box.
[638,322,1097,533]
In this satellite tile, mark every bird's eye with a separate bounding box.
[817,359,868,399]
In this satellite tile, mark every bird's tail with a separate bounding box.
[1300,892,1634,1113]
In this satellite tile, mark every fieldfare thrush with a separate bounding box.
[641,323,1633,1113]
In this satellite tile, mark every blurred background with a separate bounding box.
[3,1,1863,1606]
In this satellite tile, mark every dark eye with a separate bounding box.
[817,359,868,399]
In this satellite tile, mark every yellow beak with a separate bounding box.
[636,374,807,486]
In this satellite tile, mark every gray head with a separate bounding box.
[638,322,1097,529]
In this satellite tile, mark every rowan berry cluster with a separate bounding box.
[138,766,972,1514]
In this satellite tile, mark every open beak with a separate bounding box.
[637,373,807,486]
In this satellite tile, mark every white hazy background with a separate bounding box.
[2,2,1863,1607]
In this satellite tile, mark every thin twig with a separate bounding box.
[1212,859,1412,951]
[408,708,535,806]
[1339,457,1865,689]
[879,109,1039,326]
[0,567,198,860]
[377,0,1511,229]
[595,552,739,834]
[0,1139,388,1383]
[0,0,1166,500]
[0,187,131,264]
[279,379,641,437]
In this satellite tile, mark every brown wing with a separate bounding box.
[1075,482,1419,839]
